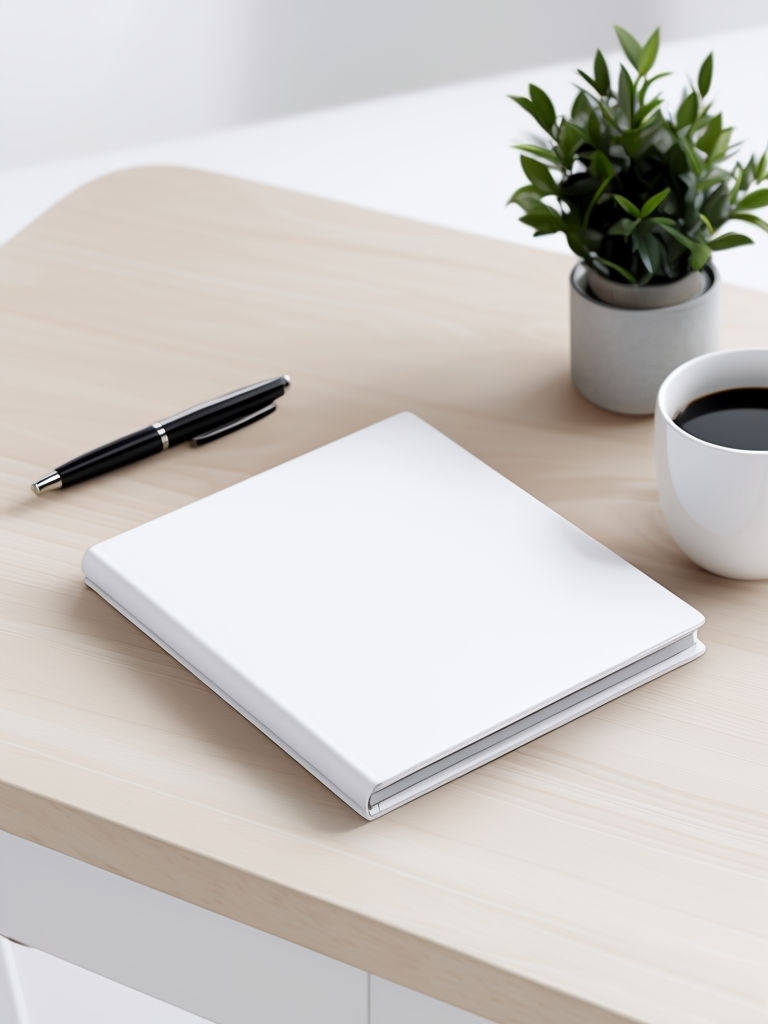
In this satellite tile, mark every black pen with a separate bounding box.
[32,375,291,494]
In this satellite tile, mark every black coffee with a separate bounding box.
[674,387,768,450]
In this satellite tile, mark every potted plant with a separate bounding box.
[509,26,768,414]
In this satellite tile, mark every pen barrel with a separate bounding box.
[56,427,164,486]
[163,381,288,444]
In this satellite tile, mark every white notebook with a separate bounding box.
[83,413,704,819]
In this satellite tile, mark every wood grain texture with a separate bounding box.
[1,168,767,1024]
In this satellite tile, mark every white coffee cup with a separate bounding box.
[655,348,768,579]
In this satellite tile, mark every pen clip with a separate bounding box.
[191,403,276,446]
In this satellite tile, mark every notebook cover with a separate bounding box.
[82,413,704,818]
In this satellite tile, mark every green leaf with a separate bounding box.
[732,211,768,233]
[618,65,634,121]
[702,183,732,227]
[594,50,610,94]
[614,194,642,217]
[637,28,660,76]
[586,110,603,147]
[698,53,713,97]
[639,187,671,217]
[698,211,715,233]
[614,26,642,70]
[511,93,535,116]
[591,256,637,283]
[708,232,754,250]
[679,135,703,175]
[676,92,698,128]
[529,85,556,133]
[557,121,584,161]
[619,128,644,160]
[638,70,671,102]
[589,149,615,181]
[520,206,563,234]
[561,175,600,199]
[582,175,612,228]
[637,97,662,124]
[520,155,556,193]
[696,113,722,156]
[577,69,599,92]
[655,222,697,251]
[515,144,561,165]
[689,240,711,270]
[710,128,734,163]
[596,96,622,132]
[607,217,640,237]
[507,185,543,210]
[694,174,727,193]
[633,224,664,275]
[742,159,756,189]
[571,91,592,121]
[512,94,554,135]
[737,188,768,210]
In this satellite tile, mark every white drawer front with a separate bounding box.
[0,830,366,1024]
[371,976,497,1024]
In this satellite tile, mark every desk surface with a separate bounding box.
[1,168,766,1024]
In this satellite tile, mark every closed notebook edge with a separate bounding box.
[84,554,703,820]
[368,633,703,816]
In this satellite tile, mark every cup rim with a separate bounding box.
[656,347,768,455]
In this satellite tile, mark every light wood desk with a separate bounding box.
[1,168,766,1024]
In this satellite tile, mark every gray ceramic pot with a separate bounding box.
[570,262,720,415]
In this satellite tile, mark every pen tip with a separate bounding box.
[31,471,62,495]
[282,375,291,389]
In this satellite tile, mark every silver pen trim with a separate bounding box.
[152,423,170,450]
[31,471,62,495]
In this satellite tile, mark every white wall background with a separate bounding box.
[2,0,768,171]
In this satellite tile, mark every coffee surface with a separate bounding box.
[674,387,768,450]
